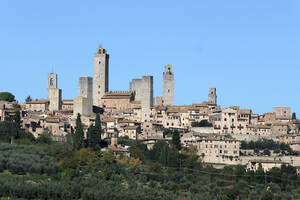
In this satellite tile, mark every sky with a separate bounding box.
[0,0,299,115]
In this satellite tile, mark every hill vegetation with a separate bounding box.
[1,113,300,199]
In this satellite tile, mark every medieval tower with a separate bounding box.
[93,43,109,106]
[47,73,62,111]
[47,73,57,99]
[163,64,174,106]
[208,88,217,104]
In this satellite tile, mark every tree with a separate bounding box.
[292,112,297,120]
[0,92,15,102]
[25,96,32,103]
[87,125,100,151]
[87,114,102,151]
[172,131,181,151]
[74,113,84,150]
[36,132,53,144]
[13,110,21,129]
[263,149,270,156]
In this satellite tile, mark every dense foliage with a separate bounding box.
[191,120,213,127]
[0,92,15,102]
[0,121,34,143]
[0,143,58,174]
[240,139,292,153]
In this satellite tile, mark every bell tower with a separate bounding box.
[93,43,109,106]
[47,73,62,111]
[47,73,57,99]
[208,88,217,104]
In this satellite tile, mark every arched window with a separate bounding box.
[50,78,54,86]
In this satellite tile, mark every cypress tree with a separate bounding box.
[292,112,297,120]
[94,114,102,141]
[172,131,182,151]
[87,114,102,151]
[74,113,84,150]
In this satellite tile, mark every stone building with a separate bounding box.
[273,107,291,121]
[163,64,174,106]
[73,77,93,117]
[101,91,134,112]
[47,73,62,111]
[130,76,153,122]
[196,137,240,164]
[93,43,109,106]
[208,88,217,105]
[25,99,49,112]
[62,99,73,111]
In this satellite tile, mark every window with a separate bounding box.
[50,78,54,86]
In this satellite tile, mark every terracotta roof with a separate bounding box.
[123,126,139,130]
[102,91,133,99]
[62,99,73,104]
[239,109,252,114]
[248,125,271,129]
[109,146,129,152]
[119,119,138,124]
[272,122,289,126]
[103,118,118,123]
[27,99,49,104]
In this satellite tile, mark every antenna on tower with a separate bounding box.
[51,65,55,74]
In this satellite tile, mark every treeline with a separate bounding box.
[240,139,292,153]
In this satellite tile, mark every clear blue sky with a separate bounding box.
[0,0,299,115]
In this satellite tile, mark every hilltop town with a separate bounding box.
[1,43,300,172]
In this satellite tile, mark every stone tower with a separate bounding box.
[163,64,174,106]
[93,43,109,106]
[208,88,217,104]
[47,73,62,111]
[47,73,57,99]
[73,77,93,117]
[130,76,154,122]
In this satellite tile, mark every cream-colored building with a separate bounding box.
[195,137,240,164]
[25,99,49,112]
[102,91,134,112]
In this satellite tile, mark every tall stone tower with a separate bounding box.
[163,64,174,106]
[208,88,217,104]
[93,43,109,106]
[47,73,62,111]
[73,77,93,117]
